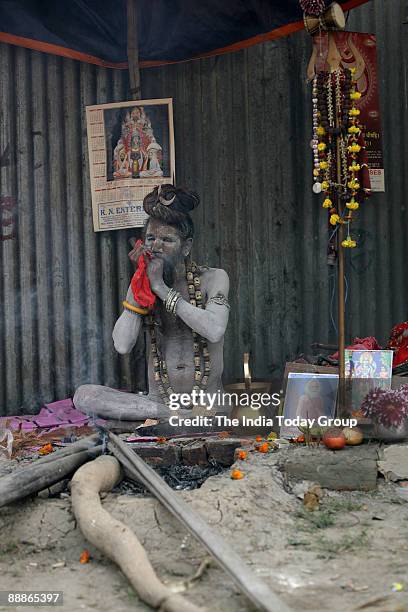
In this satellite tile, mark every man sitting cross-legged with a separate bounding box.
[74,184,230,424]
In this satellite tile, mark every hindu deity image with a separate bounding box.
[112,106,164,179]
[354,351,377,378]
[345,350,393,412]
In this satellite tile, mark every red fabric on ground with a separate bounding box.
[330,336,381,361]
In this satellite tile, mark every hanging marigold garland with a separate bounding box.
[311,67,371,248]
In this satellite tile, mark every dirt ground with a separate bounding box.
[1,448,408,612]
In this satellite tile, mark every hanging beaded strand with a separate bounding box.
[312,67,368,246]
[312,75,321,187]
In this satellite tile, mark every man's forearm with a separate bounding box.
[112,311,143,354]
[153,282,227,343]
[112,285,144,354]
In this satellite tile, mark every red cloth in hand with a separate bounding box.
[130,240,156,309]
[330,336,381,361]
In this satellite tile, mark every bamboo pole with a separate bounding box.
[127,0,141,100]
[126,0,147,392]
[327,33,346,415]
[336,132,346,415]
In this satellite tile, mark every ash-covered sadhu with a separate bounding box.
[74,185,230,421]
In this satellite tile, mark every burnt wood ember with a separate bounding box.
[114,462,224,495]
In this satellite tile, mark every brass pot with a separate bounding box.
[373,419,408,442]
[226,382,274,436]
[225,353,275,436]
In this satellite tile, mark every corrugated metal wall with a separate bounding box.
[1,0,407,415]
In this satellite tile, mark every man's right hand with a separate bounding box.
[128,239,147,270]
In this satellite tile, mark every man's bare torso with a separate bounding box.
[147,267,224,401]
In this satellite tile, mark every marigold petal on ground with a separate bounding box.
[231,469,244,480]
[79,550,90,564]
[257,442,269,453]
[38,443,53,456]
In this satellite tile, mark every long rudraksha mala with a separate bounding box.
[146,261,211,406]
[311,67,371,248]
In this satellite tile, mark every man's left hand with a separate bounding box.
[146,257,165,293]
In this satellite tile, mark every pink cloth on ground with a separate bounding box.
[0,398,104,434]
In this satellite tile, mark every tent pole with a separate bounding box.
[126,0,147,394]
[336,90,346,416]
[127,0,141,100]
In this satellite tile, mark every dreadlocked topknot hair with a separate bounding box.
[143,184,199,240]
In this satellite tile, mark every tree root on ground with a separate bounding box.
[71,455,203,612]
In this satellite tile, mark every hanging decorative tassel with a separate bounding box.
[299,0,326,16]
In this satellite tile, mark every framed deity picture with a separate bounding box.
[280,372,339,439]
[282,362,338,402]
[86,98,175,231]
[345,349,393,415]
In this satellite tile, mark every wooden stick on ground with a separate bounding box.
[35,434,100,464]
[71,455,203,612]
[0,442,102,507]
[108,431,291,612]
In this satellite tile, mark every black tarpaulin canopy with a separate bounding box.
[0,0,370,68]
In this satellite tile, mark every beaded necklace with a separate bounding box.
[146,260,211,406]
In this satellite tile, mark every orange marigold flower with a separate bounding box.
[237,450,247,460]
[257,442,269,453]
[79,550,90,564]
[157,437,167,444]
[218,431,230,439]
[231,469,244,480]
[255,435,263,442]
[352,409,364,418]
[38,443,54,456]
[296,435,305,443]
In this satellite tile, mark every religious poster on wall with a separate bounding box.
[313,32,384,192]
[86,98,175,231]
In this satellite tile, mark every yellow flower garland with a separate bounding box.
[342,237,357,248]
[312,70,366,250]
